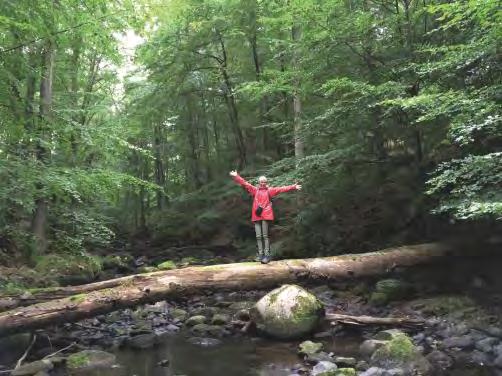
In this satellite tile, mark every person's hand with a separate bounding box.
[229,170,237,177]
[295,184,302,190]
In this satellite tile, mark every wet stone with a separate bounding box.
[312,361,337,376]
[475,337,499,353]
[470,349,491,366]
[333,357,357,367]
[441,335,474,349]
[211,313,230,325]
[425,350,453,370]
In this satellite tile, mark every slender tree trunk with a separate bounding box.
[32,40,55,254]
[217,33,247,168]
[291,24,304,162]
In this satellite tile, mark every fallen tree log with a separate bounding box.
[326,313,424,327]
[0,242,479,337]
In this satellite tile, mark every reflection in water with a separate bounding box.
[112,336,302,376]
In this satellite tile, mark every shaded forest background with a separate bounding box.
[0,0,500,284]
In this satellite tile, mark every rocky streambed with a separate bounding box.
[1,277,502,376]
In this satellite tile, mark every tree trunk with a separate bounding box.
[291,24,304,162]
[0,242,482,336]
[32,40,55,254]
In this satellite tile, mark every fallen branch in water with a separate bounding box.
[43,342,77,359]
[326,313,424,327]
[15,333,37,369]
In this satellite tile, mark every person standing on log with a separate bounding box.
[230,170,301,264]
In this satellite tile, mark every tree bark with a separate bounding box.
[32,40,55,254]
[291,24,304,162]
[0,242,481,336]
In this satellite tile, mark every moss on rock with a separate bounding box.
[157,260,176,270]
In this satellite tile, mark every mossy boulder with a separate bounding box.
[370,332,431,374]
[370,279,411,305]
[299,340,324,355]
[157,260,177,270]
[252,284,324,339]
[171,308,189,322]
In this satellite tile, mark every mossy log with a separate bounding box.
[0,242,476,337]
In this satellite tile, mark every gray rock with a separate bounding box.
[494,343,502,357]
[384,369,405,376]
[355,360,369,371]
[359,339,387,358]
[470,350,491,366]
[312,361,337,376]
[485,326,502,339]
[185,315,207,326]
[12,360,53,376]
[494,355,502,369]
[475,337,499,353]
[304,352,334,365]
[127,333,157,349]
[359,367,385,376]
[425,350,453,370]
[333,357,357,367]
[441,335,474,349]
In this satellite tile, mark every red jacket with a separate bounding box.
[233,174,297,222]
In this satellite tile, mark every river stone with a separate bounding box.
[229,301,255,310]
[475,337,499,353]
[191,324,224,336]
[67,350,116,374]
[171,308,188,322]
[312,361,337,376]
[11,360,53,376]
[298,340,323,355]
[211,313,230,325]
[441,335,474,349]
[304,351,335,365]
[253,284,324,339]
[333,357,357,367]
[493,355,502,368]
[185,315,207,326]
[425,350,453,370]
[359,367,385,376]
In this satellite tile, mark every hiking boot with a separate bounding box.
[254,254,263,262]
[261,255,271,264]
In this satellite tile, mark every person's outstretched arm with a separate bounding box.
[230,171,257,196]
[269,183,302,197]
